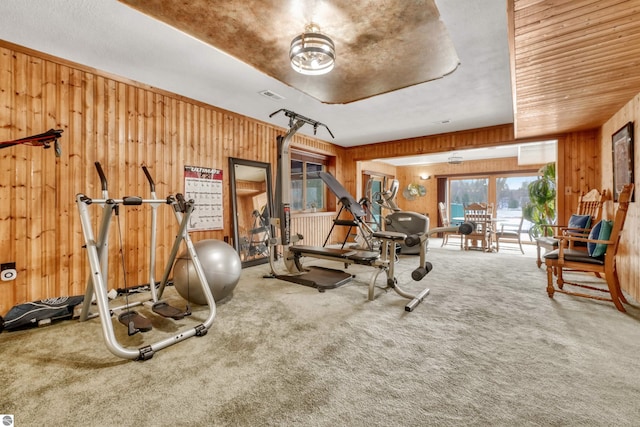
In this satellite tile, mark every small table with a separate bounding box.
[453,217,503,252]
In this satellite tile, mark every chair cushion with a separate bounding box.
[543,249,605,265]
[567,214,592,232]
[536,236,558,248]
[589,219,613,257]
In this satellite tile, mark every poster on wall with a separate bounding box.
[184,165,224,231]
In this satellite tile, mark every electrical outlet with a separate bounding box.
[1,262,17,281]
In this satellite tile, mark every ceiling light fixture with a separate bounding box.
[448,153,464,165]
[289,23,335,75]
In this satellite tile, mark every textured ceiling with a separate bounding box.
[1,1,639,151]
[0,0,513,147]
[119,0,460,104]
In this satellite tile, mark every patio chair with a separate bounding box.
[495,217,525,254]
[438,202,463,248]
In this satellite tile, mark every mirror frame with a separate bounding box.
[229,157,274,268]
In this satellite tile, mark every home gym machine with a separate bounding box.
[76,162,216,360]
[267,109,472,311]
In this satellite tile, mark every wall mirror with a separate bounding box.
[229,157,273,268]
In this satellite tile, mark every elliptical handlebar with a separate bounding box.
[95,162,108,192]
[141,165,155,193]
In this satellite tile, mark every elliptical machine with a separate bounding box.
[367,177,430,254]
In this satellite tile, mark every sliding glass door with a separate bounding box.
[447,174,539,238]
[449,178,488,223]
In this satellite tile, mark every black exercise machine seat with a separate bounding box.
[372,230,407,241]
[288,245,356,258]
[288,245,380,263]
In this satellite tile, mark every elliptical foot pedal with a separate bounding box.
[118,311,152,335]
[152,302,186,320]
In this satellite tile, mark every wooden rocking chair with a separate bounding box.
[536,188,607,267]
[543,184,634,312]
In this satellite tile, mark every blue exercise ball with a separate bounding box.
[173,239,242,304]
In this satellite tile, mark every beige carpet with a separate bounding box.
[2,240,640,426]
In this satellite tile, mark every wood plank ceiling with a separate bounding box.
[511,0,640,138]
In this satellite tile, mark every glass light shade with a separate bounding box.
[289,27,335,75]
[448,155,464,165]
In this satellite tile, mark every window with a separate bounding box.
[448,177,488,223]
[450,178,489,205]
[291,150,329,212]
[446,173,539,234]
[496,175,537,215]
[495,174,538,234]
[361,172,387,230]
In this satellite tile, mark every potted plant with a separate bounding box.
[523,162,556,238]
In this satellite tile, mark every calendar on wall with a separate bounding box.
[184,165,224,231]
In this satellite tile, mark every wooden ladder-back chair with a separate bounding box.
[463,202,494,252]
[437,202,463,248]
[543,184,634,312]
[536,188,607,267]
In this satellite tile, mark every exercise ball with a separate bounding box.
[173,239,242,304]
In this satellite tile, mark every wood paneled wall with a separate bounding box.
[2,40,638,313]
[347,128,602,230]
[344,125,515,200]
[556,130,602,225]
[600,93,640,302]
[0,42,343,314]
[347,125,516,162]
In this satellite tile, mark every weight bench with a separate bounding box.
[282,230,431,311]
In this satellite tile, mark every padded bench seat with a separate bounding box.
[289,245,356,258]
[289,245,380,263]
[346,250,380,263]
[372,230,407,241]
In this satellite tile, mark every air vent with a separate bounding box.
[258,90,285,101]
